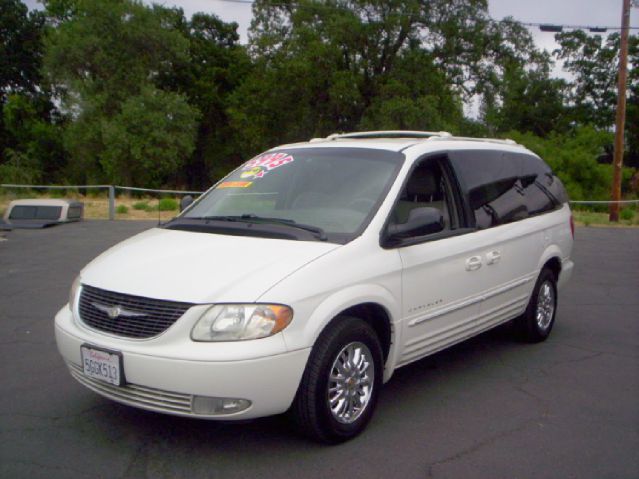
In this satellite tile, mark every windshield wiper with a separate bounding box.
[196,215,243,222]
[189,214,328,241]
[241,214,327,241]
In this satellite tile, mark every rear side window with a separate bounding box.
[449,150,562,229]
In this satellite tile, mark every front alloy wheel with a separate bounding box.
[328,342,375,424]
[292,316,383,443]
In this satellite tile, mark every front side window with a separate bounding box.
[169,147,404,243]
[383,157,461,245]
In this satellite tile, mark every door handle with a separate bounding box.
[465,256,482,271]
[486,250,501,265]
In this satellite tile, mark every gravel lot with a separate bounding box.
[1,221,637,479]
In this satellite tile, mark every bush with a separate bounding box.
[133,201,149,210]
[620,208,635,221]
[50,189,66,198]
[158,198,178,211]
[116,204,129,214]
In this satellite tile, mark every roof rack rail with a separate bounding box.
[322,130,453,141]
[429,136,519,146]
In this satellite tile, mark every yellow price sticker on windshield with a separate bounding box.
[217,181,253,189]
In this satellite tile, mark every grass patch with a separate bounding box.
[573,208,639,227]
[116,204,129,214]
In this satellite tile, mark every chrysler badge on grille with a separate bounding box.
[91,302,147,319]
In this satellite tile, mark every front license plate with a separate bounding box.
[80,345,124,386]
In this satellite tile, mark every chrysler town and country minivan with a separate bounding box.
[55,131,574,442]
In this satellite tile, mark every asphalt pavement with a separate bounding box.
[0,221,637,479]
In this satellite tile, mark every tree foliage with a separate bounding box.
[0,0,64,183]
[155,9,251,186]
[555,30,639,168]
[42,0,199,185]
[0,0,45,102]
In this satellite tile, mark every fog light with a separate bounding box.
[192,396,252,415]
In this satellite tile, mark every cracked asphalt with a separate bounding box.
[1,221,637,479]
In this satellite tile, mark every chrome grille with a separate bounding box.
[68,363,193,414]
[78,285,193,338]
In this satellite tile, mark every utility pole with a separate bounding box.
[610,0,631,222]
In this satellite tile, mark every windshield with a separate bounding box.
[176,147,403,243]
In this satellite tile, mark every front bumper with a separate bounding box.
[55,306,311,420]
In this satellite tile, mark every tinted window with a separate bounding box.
[450,150,561,228]
[518,153,557,215]
[450,151,527,228]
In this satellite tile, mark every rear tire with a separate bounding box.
[291,316,383,443]
[515,268,558,342]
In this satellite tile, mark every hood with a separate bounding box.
[80,228,339,304]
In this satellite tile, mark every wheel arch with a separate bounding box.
[537,245,563,280]
[543,256,562,281]
[339,303,392,363]
[294,284,401,382]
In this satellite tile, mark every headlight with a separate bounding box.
[69,275,81,309]
[191,304,293,341]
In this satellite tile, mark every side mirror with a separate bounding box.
[180,195,194,212]
[386,206,444,240]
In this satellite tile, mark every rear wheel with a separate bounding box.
[291,316,383,443]
[515,268,557,342]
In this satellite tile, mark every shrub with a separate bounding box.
[158,198,178,211]
[620,208,635,221]
[116,204,129,214]
[133,201,149,210]
[50,189,66,198]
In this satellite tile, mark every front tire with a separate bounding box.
[515,268,558,342]
[291,316,383,443]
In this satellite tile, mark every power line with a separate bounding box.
[212,0,639,32]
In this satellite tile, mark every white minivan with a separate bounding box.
[55,131,574,442]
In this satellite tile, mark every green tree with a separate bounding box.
[0,1,65,182]
[555,31,624,128]
[43,0,199,186]
[554,30,639,167]
[0,0,45,102]
[1,93,66,182]
[155,8,250,185]
[100,87,199,187]
[231,0,493,155]
[230,0,559,158]
[486,62,569,137]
